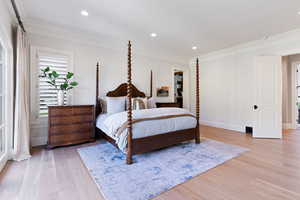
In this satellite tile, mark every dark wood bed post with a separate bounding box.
[95,62,101,116]
[127,41,133,164]
[195,58,200,143]
[150,70,153,98]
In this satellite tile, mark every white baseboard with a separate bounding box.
[0,155,8,172]
[283,123,293,129]
[200,120,245,133]
[31,136,47,147]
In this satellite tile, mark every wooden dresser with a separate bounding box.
[156,102,181,108]
[47,105,95,148]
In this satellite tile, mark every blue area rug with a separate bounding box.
[77,139,248,200]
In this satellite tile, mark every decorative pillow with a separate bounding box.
[147,97,157,109]
[142,98,149,109]
[106,96,126,114]
[99,98,107,113]
[132,98,146,110]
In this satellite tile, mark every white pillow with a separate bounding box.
[106,96,126,114]
[147,97,157,109]
[99,98,107,113]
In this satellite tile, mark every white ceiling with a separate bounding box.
[21,0,300,62]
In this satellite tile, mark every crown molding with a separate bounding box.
[190,28,300,64]
[2,0,18,24]
[12,0,27,19]
[2,0,28,25]
[25,19,188,66]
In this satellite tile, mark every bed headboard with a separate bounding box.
[107,83,145,98]
[95,64,148,116]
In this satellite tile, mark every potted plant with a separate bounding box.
[40,67,78,106]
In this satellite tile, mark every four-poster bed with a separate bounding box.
[95,41,200,164]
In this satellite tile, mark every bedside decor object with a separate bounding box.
[57,90,64,106]
[40,67,79,105]
[47,105,95,148]
[157,86,169,97]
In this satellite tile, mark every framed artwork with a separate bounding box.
[157,86,169,97]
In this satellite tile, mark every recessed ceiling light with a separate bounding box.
[150,33,157,37]
[298,11,300,15]
[81,10,89,16]
[192,46,197,50]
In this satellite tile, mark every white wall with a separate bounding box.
[190,29,300,132]
[28,31,189,146]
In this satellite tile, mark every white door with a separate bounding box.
[253,56,282,138]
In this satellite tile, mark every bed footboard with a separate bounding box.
[131,128,196,155]
[97,127,197,156]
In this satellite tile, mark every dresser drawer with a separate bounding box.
[50,115,94,125]
[47,105,95,148]
[49,107,74,117]
[50,134,92,145]
[73,106,93,115]
[50,122,93,135]
[49,106,94,116]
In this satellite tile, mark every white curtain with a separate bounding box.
[13,26,31,161]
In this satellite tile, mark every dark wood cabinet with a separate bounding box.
[47,105,95,148]
[156,102,181,108]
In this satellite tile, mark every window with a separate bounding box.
[0,41,5,157]
[30,48,73,122]
[38,54,70,116]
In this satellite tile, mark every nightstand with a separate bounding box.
[47,105,95,148]
[156,102,181,108]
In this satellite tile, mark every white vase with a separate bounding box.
[57,90,65,106]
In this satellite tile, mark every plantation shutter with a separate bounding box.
[38,54,69,116]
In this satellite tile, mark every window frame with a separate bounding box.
[0,24,13,172]
[30,46,74,126]
[0,38,6,160]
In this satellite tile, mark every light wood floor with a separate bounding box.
[1,126,300,200]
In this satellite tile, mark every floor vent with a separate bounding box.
[245,126,253,134]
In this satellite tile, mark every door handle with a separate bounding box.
[254,105,258,110]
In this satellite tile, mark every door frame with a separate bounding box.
[171,67,190,110]
[291,62,300,129]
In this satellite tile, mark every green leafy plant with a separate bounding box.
[40,67,78,91]
[297,102,300,109]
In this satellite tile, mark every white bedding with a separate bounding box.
[96,113,112,136]
[96,107,197,152]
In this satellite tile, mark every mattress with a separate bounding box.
[96,113,114,138]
